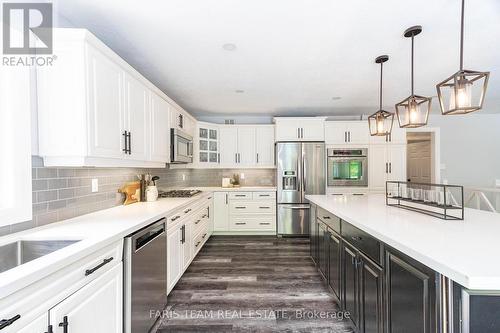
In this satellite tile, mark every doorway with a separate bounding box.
[406,132,435,183]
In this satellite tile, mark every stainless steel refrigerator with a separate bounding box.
[276,142,325,236]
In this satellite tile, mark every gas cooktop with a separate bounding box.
[158,189,202,198]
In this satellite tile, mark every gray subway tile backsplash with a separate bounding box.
[1,156,275,236]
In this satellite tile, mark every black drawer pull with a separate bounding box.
[0,314,20,330]
[235,194,246,197]
[322,216,331,219]
[85,257,113,276]
[235,222,246,225]
[184,208,192,214]
[201,214,208,218]
[202,233,207,239]
[171,215,181,221]
[351,236,363,242]
[259,222,271,225]
[259,194,270,197]
[259,206,271,209]
[195,219,201,224]
[46,324,54,333]
[235,206,246,209]
[195,241,201,247]
[58,316,68,333]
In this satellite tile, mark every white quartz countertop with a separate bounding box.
[306,194,500,290]
[0,192,213,299]
[165,186,276,192]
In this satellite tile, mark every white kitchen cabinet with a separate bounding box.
[182,221,193,271]
[37,29,187,167]
[16,312,48,333]
[171,107,195,138]
[196,122,220,166]
[49,264,123,333]
[219,127,239,166]
[238,127,257,166]
[369,123,407,145]
[274,117,325,141]
[167,223,183,292]
[86,46,124,159]
[255,126,275,167]
[0,46,32,226]
[325,121,369,145]
[369,144,407,192]
[150,93,171,162]
[213,192,230,231]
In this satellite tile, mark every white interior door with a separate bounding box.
[219,127,238,166]
[150,93,170,162]
[256,126,275,166]
[237,127,256,166]
[87,47,124,158]
[124,73,149,161]
[406,141,431,183]
[49,264,123,333]
[368,145,388,191]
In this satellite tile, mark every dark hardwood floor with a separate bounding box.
[157,236,354,333]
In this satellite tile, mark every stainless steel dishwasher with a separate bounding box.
[124,218,167,333]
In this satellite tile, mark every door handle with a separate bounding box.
[344,131,347,143]
[256,153,259,163]
[127,131,132,154]
[58,316,68,333]
[389,162,392,174]
[348,131,351,142]
[298,128,300,138]
[122,130,128,154]
[225,193,228,204]
[385,162,388,174]
[301,128,304,138]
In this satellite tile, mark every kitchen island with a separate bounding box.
[306,193,500,333]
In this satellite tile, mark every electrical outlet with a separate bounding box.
[91,178,99,192]
[240,173,245,180]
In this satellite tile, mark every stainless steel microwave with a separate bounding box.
[327,148,368,187]
[170,128,193,163]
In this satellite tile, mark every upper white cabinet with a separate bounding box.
[150,93,171,162]
[37,29,186,168]
[218,125,274,168]
[0,47,32,227]
[195,122,220,167]
[369,123,407,144]
[274,117,326,142]
[255,126,275,167]
[325,121,369,145]
[171,107,196,138]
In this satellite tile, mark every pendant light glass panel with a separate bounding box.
[369,110,394,136]
[437,70,489,115]
[396,95,431,128]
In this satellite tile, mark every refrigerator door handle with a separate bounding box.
[282,206,310,209]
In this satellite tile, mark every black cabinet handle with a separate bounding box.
[195,241,201,247]
[322,216,331,219]
[59,316,68,333]
[171,215,180,221]
[235,206,247,209]
[85,257,113,276]
[202,233,207,239]
[195,219,201,225]
[259,206,271,209]
[181,225,186,244]
[184,208,192,214]
[235,222,246,225]
[122,131,128,154]
[0,314,21,330]
[128,132,132,154]
[46,324,54,333]
[351,236,363,242]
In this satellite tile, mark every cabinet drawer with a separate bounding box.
[229,201,276,215]
[230,216,276,231]
[317,207,341,234]
[252,191,276,200]
[342,221,381,264]
[193,206,210,235]
[192,222,209,255]
[228,192,253,200]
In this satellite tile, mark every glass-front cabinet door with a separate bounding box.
[196,123,219,166]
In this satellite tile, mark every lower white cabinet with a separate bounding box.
[49,264,123,333]
[214,191,276,234]
[16,312,48,333]
[166,195,213,294]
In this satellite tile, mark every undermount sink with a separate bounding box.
[0,240,80,274]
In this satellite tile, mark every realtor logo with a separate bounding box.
[2,2,53,55]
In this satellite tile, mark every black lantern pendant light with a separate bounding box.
[395,26,432,128]
[436,0,490,115]
[368,55,394,136]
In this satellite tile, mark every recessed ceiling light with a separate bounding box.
[235,89,244,93]
[223,43,237,51]
[332,96,342,100]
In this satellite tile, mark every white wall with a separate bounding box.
[427,113,500,188]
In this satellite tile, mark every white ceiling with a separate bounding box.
[54,0,500,117]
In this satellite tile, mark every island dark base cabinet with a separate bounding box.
[453,285,500,333]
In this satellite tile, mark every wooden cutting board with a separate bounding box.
[118,181,141,205]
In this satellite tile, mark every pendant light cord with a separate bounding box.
[411,35,414,95]
[460,0,465,70]
[379,62,383,110]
